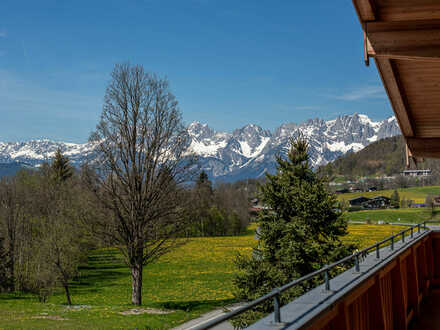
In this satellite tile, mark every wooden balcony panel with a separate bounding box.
[247,228,432,330]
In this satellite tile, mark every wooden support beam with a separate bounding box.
[366,20,440,61]
[378,4,440,22]
[406,144,411,169]
[375,58,415,137]
[353,0,376,22]
[406,137,440,158]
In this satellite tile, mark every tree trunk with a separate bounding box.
[63,283,72,305]
[131,263,143,305]
[7,242,15,292]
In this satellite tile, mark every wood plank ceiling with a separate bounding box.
[353,0,440,158]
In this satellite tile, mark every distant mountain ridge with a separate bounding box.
[186,113,400,181]
[0,113,400,180]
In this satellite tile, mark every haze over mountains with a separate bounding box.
[0,113,400,181]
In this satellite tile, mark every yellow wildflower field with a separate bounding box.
[342,224,407,248]
[0,223,407,329]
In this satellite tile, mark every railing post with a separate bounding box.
[424,222,427,230]
[273,289,281,324]
[418,223,421,233]
[324,266,330,291]
[411,227,413,238]
[376,244,380,259]
[355,253,360,272]
[390,236,394,250]
[402,231,405,243]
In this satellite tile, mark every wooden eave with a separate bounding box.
[353,0,440,158]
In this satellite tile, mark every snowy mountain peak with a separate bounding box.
[183,113,400,181]
[0,113,400,181]
[233,124,271,138]
[188,122,215,140]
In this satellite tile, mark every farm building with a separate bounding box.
[402,169,431,177]
[349,196,371,206]
[363,196,391,209]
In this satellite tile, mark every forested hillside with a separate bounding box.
[318,136,440,179]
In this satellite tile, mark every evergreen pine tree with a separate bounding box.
[51,148,73,182]
[198,171,210,185]
[232,136,355,327]
[192,171,214,236]
[230,211,242,235]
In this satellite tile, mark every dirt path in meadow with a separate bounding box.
[173,303,245,330]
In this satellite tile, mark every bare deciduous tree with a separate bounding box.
[88,63,194,305]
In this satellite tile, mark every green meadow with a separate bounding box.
[347,208,440,224]
[337,186,440,203]
[0,224,412,329]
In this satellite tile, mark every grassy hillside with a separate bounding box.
[0,223,405,329]
[337,186,440,203]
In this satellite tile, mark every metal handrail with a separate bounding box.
[193,221,430,329]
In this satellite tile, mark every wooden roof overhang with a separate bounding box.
[353,0,440,159]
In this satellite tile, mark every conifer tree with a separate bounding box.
[43,150,80,305]
[51,148,73,182]
[198,171,210,186]
[193,171,214,236]
[233,136,354,327]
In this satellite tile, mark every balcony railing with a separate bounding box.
[193,221,430,330]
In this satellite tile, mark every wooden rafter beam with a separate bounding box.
[378,4,440,22]
[353,0,376,22]
[405,144,424,169]
[365,20,440,61]
[375,57,415,137]
[406,138,440,158]
[406,144,411,169]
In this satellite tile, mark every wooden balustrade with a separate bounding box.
[306,233,437,330]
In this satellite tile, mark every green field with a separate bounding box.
[346,208,440,224]
[347,208,439,223]
[337,186,440,203]
[0,224,409,329]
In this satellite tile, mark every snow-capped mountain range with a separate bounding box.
[0,113,400,181]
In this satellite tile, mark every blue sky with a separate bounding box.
[0,0,392,143]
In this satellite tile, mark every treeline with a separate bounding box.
[0,151,94,303]
[184,172,254,237]
[0,154,253,301]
